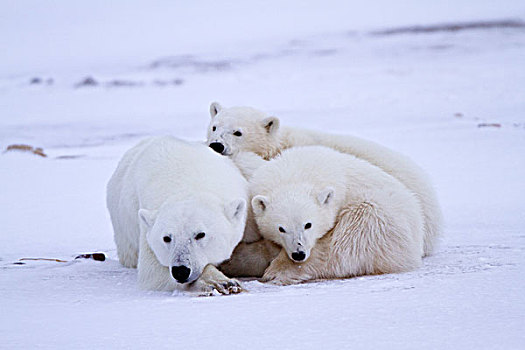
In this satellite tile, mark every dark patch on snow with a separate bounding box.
[106,80,144,88]
[29,77,53,85]
[75,76,98,88]
[55,155,86,160]
[478,123,502,128]
[75,253,106,262]
[371,19,525,36]
[149,55,234,72]
[152,79,184,87]
[427,44,453,51]
[4,144,47,157]
[248,48,301,64]
[72,77,184,89]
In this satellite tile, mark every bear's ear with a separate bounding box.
[261,117,280,134]
[225,198,247,223]
[317,187,335,206]
[210,102,222,118]
[251,195,269,215]
[138,209,158,229]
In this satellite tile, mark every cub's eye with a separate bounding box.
[233,131,242,137]
[278,226,286,233]
[195,232,206,240]
[304,223,312,230]
[163,235,171,243]
[212,126,216,131]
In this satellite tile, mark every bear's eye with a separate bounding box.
[304,222,312,230]
[233,130,242,137]
[163,235,171,243]
[195,232,206,240]
[278,226,286,233]
[212,126,216,132]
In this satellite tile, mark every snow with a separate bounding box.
[1,1,525,349]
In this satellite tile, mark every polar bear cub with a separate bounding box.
[106,136,247,294]
[206,102,442,256]
[250,146,425,285]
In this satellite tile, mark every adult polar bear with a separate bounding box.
[206,103,442,256]
[249,146,425,285]
[107,136,247,295]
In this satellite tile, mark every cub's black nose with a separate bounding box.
[171,265,191,283]
[209,142,225,154]
[291,251,306,262]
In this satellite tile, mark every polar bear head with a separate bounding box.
[206,102,281,159]
[139,197,246,284]
[251,185,337,263]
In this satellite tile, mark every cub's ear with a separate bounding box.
[317,187,335,206]
[261,116,280,134]
[210,102,223,118]
[225,198,247,223]
[138,209,158,229]
[251,195,269,215]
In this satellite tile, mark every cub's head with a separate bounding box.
[139,197,246,284]
[251,186,337,263]
[206,102,280,159]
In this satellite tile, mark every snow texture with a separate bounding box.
[1,1,524,349]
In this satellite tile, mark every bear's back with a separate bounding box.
[117,136,247,211]
[251,146,350,191]
[251,145,411,204]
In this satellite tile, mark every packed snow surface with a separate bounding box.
[1,1,524,349]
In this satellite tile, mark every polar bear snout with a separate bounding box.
[171,265,192,283]
[282,231,312,263]
[209,142,225,155]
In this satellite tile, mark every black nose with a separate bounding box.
[291,251,306,262]
[171,265,191,283]
[209,142,225,154]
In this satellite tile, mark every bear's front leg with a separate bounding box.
[190,264,243,296]
[219,239,280,277]
[260,250,316,285]
[261,235,332,285]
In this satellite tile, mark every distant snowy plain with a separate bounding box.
[1,1,524,349]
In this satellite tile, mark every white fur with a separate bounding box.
[106,136,247,293]
[250,146,425,285]
[206,103,442,256]
[216,151,281,278]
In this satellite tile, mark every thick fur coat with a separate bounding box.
[107,136,248,294]
[249,146,425,285]
[206,103,442,256]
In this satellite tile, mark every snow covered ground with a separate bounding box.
[1,1,524,348]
